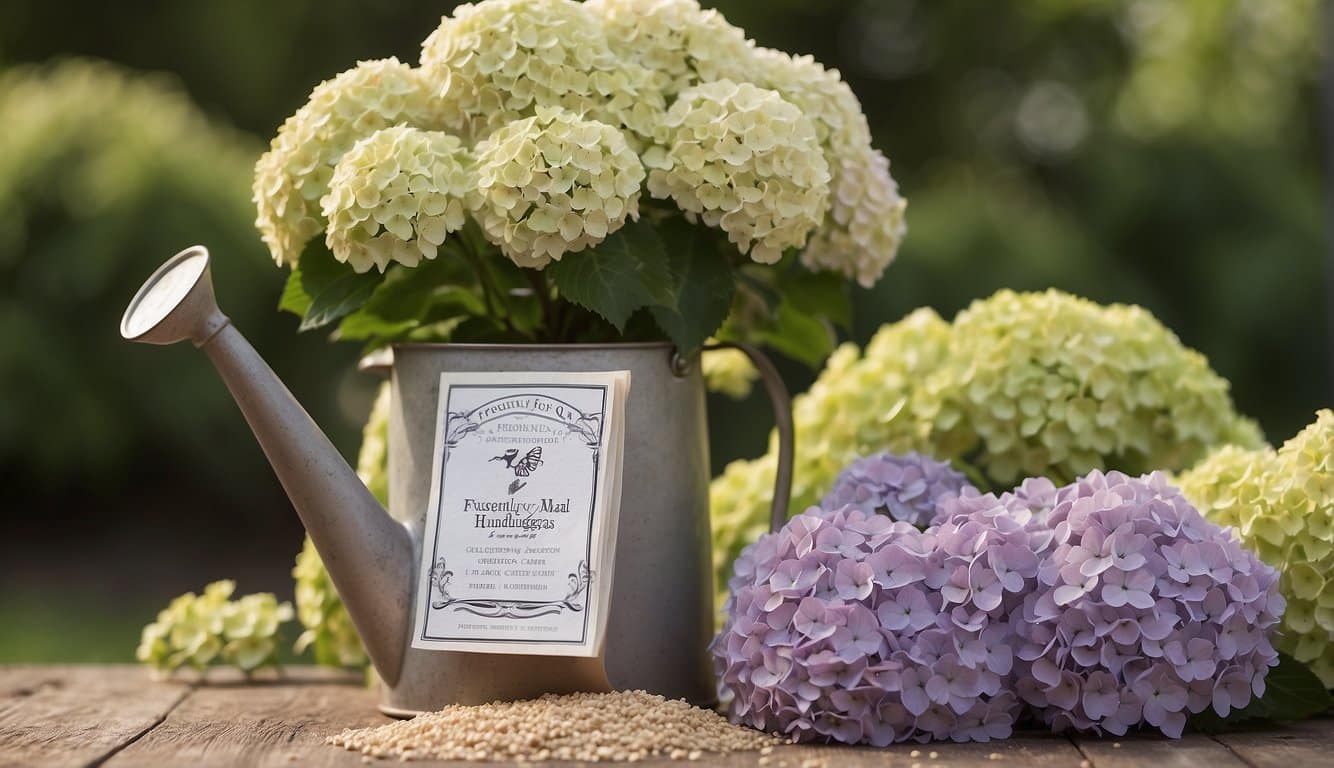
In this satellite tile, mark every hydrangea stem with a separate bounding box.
[524,268,558,341]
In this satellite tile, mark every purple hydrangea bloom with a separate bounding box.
[712,493,1048,745]
[823,452,975,528]
[1013,470,1284,739]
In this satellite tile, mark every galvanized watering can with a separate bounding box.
[121,246,793,716]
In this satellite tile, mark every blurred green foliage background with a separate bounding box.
[0,0,1329,661]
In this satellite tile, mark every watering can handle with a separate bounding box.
[701,342,794,534]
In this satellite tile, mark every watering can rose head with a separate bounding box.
[251,0,905,352]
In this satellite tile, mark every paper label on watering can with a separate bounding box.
[411,371,630,657]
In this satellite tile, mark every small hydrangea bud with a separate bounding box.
[321,126,474,273]
[470,108,645,268]
[1180,410,1334,686]
[751,48,906,288]
[823,452,974,528]
[701,343,758,400]
[252,58,445,267]
[420,0,661,142]
[645,80,830,264]
[1015,470,1284,738]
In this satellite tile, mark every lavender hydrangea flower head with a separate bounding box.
[712,497,1046,744]
[1014,470,1284,738]
[822,452,975,528]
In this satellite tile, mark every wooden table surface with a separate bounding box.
[1,666,1331,768]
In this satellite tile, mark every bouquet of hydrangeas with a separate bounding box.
[252,0,904,355]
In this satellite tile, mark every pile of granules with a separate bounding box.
[329,690,782,762]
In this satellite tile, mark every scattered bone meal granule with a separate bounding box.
[329,689,780,762]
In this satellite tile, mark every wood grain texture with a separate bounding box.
[0,666,187,768]
[103,668,377,768]
[2,666,1332,768]
[1072,733,1250,768]
[1212,718,1334,768]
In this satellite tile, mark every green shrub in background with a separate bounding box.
[0,58,359,501]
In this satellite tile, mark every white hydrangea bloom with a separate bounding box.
[321,126,474,274]
[586,0,756,98]
[754,49,907,287]
[645,80,830,264]
[469,107,645,268]
[420,0,661,142]
[253,58,445,267]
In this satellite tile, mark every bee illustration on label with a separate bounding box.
[491,446,544,494]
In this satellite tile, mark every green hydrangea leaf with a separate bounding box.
[278,268,312,319]
[649,218,735,353]
[292,242,386,332]
[548,219,676,331]
[759,298,835,368]
[335,255,485,344]
[780,267,851,330]
[1190,652,1332,732]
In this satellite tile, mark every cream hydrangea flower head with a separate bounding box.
[645,80,830,264]
[321,126,474,274]
[753,48,906,287]
[1181,411,1334,686]
[252,58,445,268]
[470,107,645,268]
[586,0,756,98]
[918,289,1264,485]
[136,580,294,675]
[420,0,660,142]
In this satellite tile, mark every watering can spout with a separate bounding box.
[121,246,412,684]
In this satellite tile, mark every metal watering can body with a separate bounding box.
[122,247,793,716]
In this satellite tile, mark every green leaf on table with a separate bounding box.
[284,242,386,332]
[759,297,835,367]
[649,218,735,352]
[780,266,852,330]
[547,219,677,331]
[1189,653,1333,733]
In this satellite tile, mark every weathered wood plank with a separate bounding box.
[1211,718,1334,768]
[99,664,1089,768]
[1072,732,1250,768]
[0,665,188,768]
[4,666,1332,768]
[103,668,378,768]
[760,734,1087,768]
